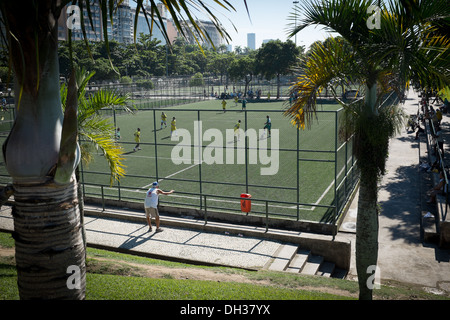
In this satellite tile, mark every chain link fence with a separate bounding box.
[0,77,359,235]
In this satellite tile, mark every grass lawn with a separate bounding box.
[1,232,448,301]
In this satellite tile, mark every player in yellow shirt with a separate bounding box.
[234,120,241,142]
[222,99,227,113]
[161,112,167,129]
[133,128,141,152]
[171,117,177,137]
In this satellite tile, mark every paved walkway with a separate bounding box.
[82,212,283,270]
[339,89,450,292]
[1,89,450,294]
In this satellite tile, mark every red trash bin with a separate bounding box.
[240,193,251,213]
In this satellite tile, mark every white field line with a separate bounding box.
[310,156,354,210]
[139,161,202,190]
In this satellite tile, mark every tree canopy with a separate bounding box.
[54,36,303,84]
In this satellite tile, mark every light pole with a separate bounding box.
[293,1,299,46]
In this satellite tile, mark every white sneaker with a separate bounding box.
[424,212,434,218]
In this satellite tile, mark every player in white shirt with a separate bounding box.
[144,181,174,232]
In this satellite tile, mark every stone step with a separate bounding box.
[268,243,299,271]
[316,261,335,277]
[265,245,349,279]
[286,249,310,273]
[301,255,324,275]
[421,211,439,243]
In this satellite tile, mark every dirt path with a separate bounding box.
[0,247,14,257]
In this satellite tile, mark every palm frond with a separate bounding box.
[82,134,126,185]
[82,89,133,116]
[285,37,361,129]
[367,2,450,93]
[288,0,375,49]
[79,115,125,185]
[59,64,133,185]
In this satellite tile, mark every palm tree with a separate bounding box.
[60,66,132,251]
[0,0,246,300]
[60,67,131,185]
[286,0,449,300]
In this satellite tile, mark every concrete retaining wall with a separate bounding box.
[84,197,352,270]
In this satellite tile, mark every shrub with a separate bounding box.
[189,72,204,87]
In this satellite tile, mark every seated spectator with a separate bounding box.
[415,124,425,140]
[436,108,443,125]
[427,171,447,203]
[434,126,444,157]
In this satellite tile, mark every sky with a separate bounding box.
[217,0,334,50]
[130,0,335,51]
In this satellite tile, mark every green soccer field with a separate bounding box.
[79,99,357,223]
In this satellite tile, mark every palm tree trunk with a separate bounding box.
[13,178,86,299]
[3,0,86,299]
[355,88,381,300]
[355,172,379,300]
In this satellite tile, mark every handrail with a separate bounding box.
[84,181,341,234]
[424,103,448,221]
[84,182,336,210]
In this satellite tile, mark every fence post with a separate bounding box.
[334,110,339,234]
[198,110,203,209]
[79,148,86,200]
[265,201,269,232]
[245,108,249,194]
[344,129,348,200]
[204,195,207,225]
[153,109,159,181]
[297,125,300,221]
[101,185,105,211]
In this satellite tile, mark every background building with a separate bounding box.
[109,1,133,45]
[247,33,256,50]
[58,0,134,44]
[182,20,225,49]
[57,1,208,47]
[263,39,275,44]
[134,3,177,44]
[58,1,103,42]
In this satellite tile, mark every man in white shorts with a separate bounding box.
[144,181,174,232]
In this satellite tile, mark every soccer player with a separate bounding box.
[144,181,174,233]
[263,115,271,138]
[161,112,167,129]
[241,97,247,111]
[133,128,141,151]
[234,120,241,141]
[171,117,177,137]
[222,99,227,113]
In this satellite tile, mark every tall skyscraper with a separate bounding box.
[57,0,132,44]
[247,33,256,50]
